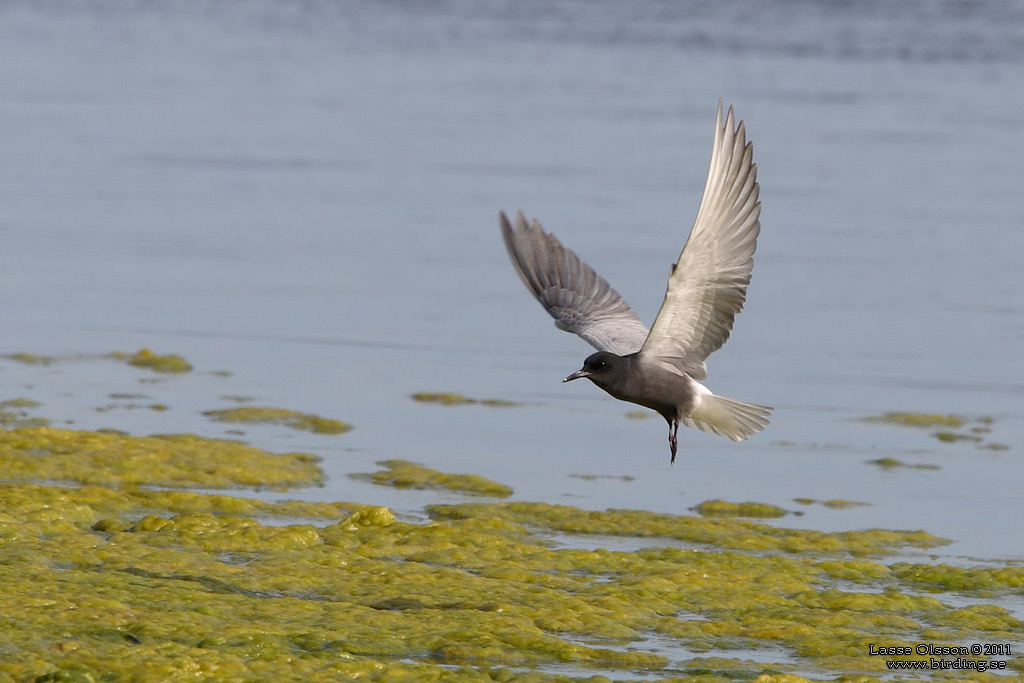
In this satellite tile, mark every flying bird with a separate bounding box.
[500,101,771,463]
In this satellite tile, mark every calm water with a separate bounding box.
[1,1,1023,567]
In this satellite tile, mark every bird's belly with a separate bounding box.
[595,374,696,423]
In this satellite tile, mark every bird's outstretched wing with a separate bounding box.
[639,101,762,380]
[501,210,650,356]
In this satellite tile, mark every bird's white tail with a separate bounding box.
[683,392,772,441]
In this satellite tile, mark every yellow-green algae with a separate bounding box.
[889,562,1024,594]
[428,502,946,556]
[412,392,520,407]
[5,484,366,526]
[4,352,57,366]
[692,499,788,519]
[793,498,870,509]
[353,459,513,498]
[864,412,966,428]
[3,482,1023,683]
[1,407,1021,682]
[866,457,941,471]
[864,412,1010,449]
[934,431,983,443]
[0,397,50,429]
[0,427,323,490]
[202,406,352,435]
[113,348,194,373]
[821,499,870,509]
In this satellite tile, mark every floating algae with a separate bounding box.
[0,426,324,490]
[889,562,1024,595]
[866,457,941,471]
[821,499,870,509]
[3,352,57,366]
[863,411,1010,449]
[934,431,983,443]
[203,406,352,435]
[7,484,364,527]
[5,479,1023,682]
[864,412,965,428]
[3,372,1022,682]
[0,398,50,429]
[427,502,947,556]
[793,498,871,510]
[112,348,194,373]
[352,459,513,498]
[412,392,520,407]
[6,349,193,374]
[692,499,788,519]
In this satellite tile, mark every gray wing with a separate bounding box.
[639,102,762,380]
[500,210,650,355]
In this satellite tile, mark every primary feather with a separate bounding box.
[639,101,761,380]
[500,210,650,356]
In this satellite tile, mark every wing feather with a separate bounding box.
[639,101,762,380]
[500,210,649,355]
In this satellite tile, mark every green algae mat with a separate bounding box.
[4,436,1024,683]
[2,355,1024,682]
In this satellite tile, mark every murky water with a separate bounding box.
[1,0,1023,571]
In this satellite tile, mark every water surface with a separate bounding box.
[1,0,1022,565]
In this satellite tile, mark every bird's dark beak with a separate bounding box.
[563,368,590,383]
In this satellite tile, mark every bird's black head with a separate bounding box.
[563,351,622,383]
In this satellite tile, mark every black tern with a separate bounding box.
[501,101,771,464]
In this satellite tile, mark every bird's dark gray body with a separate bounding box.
[501,101,773,463]
[566,352,696,425]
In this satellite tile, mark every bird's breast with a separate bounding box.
[589,360,697,422]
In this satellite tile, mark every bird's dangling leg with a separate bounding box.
[668,420,679,464]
